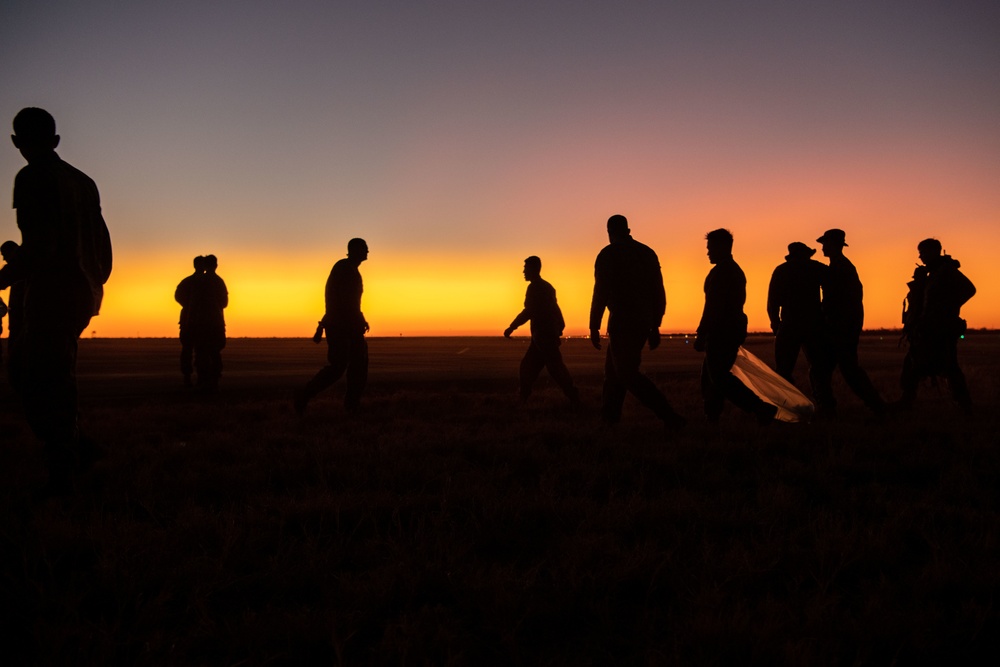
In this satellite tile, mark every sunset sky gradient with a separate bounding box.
[2,1,998,336]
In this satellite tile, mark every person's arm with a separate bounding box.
[766,269,781,333]
[506,285,533,336]
[589,258,608,349]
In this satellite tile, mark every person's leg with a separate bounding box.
[519,342,546,401]
[344,335,369,413]
[297,332,351,411]
[837,335,885,413]
[705,340,772,418]
[601,343,627,424]
[941,335,972,410]
[21,319,85,492]
[774,328,800,384]
[538,338,579,404]
[610,327,680,423]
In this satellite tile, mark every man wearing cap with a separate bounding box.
[0,108,113,492]
[766,242,828,389]
[898,238,975,412]
[295,238,370,415]
[504,256,580,406]
[694,229,778,425]
[590,214,685,431]
[815,228,884,417]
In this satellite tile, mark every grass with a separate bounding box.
[1,334,999,665]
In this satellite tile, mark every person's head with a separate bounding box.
[607,214,630,242]
[11,107,59,163]
[917,238,942,266]
[785,242,816,261]
[347,238,369,262]
[705,228,733,264]
[204,254,218,272]
[523,255,541,281]
[193,255,206,272]
[817,229,848,258]
[1,240,21,263]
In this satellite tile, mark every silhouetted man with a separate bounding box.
[815,228,884,417]
[767,242,828,390]
[0,108,113,492]
[694,229,777,425]
[295,238,369,415]
[590,215,684,430]
[898,238,975,412]
[190,254,228,391]
[504,256,580,406]
[175,255,206,386]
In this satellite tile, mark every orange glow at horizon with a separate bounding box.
[5,231,992,340]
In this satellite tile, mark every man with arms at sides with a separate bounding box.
[898,238,975,412]
[766,241,829,397]
[0,108,113,493]
[590,214,685,432]
[815,228,886,418]
[694,228,777,425]
[295,238,370,415]
[174,255,205,387]
[504,255,580,407]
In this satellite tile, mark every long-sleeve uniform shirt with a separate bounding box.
[0,153,112,328]
[767,258,827,329]
[509,278,566,340]
[324,258,366,335]
[823,256,865,336]
[590,236,666,334]
[697,257,749,345]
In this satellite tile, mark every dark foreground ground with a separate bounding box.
[1,334,999,665]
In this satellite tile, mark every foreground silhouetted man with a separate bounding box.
[190,254,228,391]
[590,215,685,430]
[295,238,369,415]
[898,238,976,412]
[815,228,885,417]
[694,229,777,425]
[175,255,206,386]
[0,108,113,492]
[504,256,580,406]
[767,241,828,390]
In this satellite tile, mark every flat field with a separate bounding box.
[2,334,999,665]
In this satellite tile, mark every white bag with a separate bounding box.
[730,346,815,423]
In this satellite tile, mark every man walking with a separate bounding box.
[589,214,684,430]
[694,229,777,425]
[295,238,370,415]
[898,238,976,411]
[504,255,580,406]
[767,241,828,391]
[815,228,885,417]
[0,108,113,492]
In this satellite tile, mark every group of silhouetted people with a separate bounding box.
[504,217,976,432]
[0,108,981,496]
[174,254,228,390]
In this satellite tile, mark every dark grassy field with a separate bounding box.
[2,334,999,665]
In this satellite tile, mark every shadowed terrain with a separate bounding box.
[2,334,998,665]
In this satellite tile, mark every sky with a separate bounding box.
[1,0,998,337]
